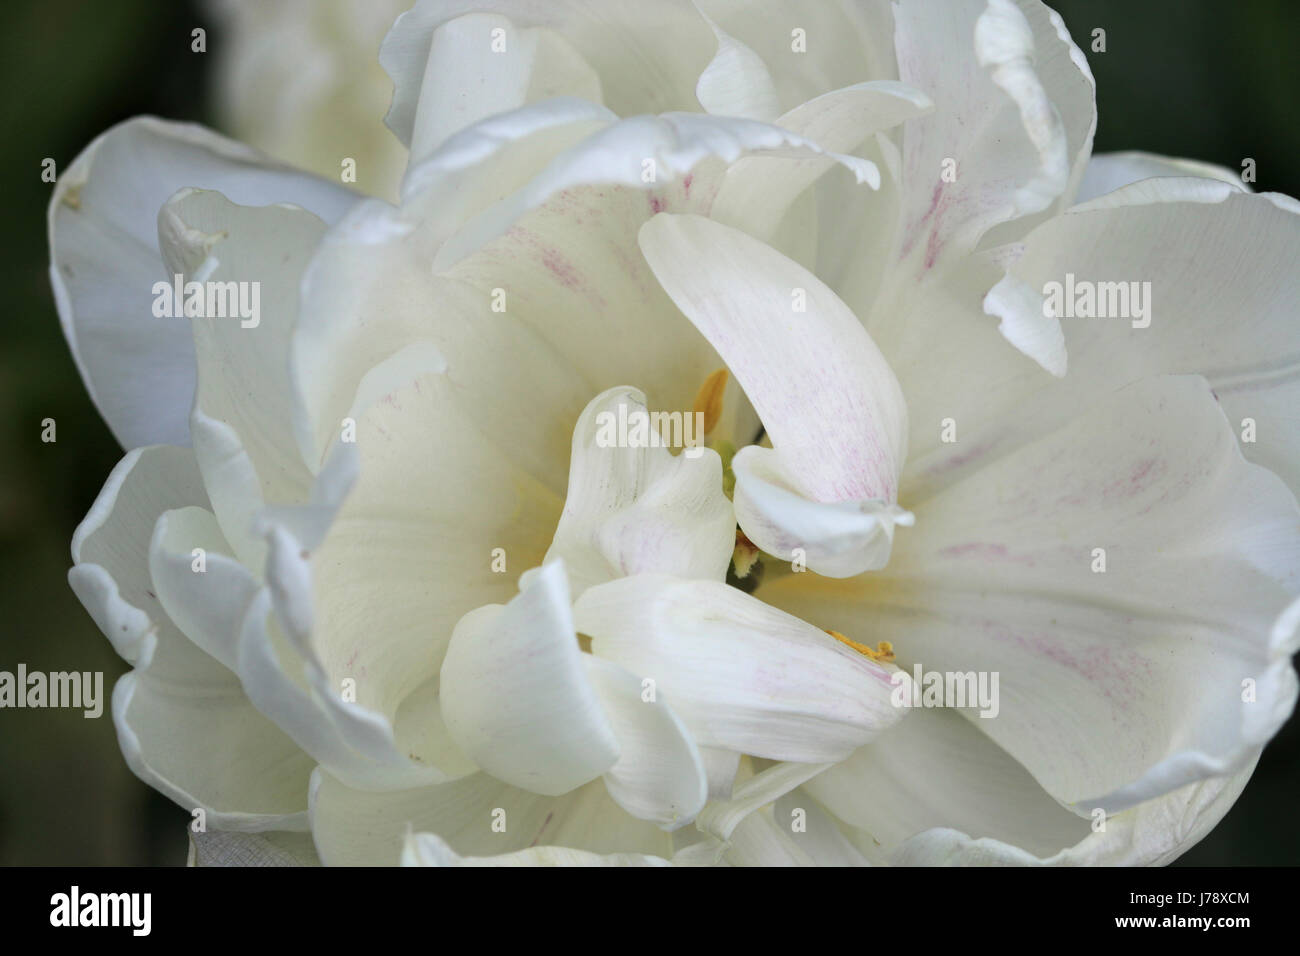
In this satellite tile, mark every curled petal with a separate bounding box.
[574,574,908,762]
[48,117,355,448]
[769,375,1300,814]
[157,188,328,565]
[583,655,708,829]
[1076,151,1250,204]
[440,562,621,795]
[71,446,314,829]
[381,0,715,146]
[886,0,1094,289]
[639,213,908,575]
[403,12,603,166]
[538,386,734,598]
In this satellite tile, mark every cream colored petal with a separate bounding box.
[540,386,734,598]
[976,185,1300,494]
[890,757,1259,866]
[575,574,908,761]
[584,655,709,829]
[309,768,672,865]
[880,0,1093,296]
[639,213,909,575]
[48,117,355,449]
[694,5,781,121]
[71,447,314,830]
[440,563,620,795]
[382,0,715,143]
[70,446,209,663]
[803,708,1089,864]
[405,12,603,165]
[711,81,931,241]
[768,375,1300,814]
[156,188,328,567]
[1076,151,1250,204]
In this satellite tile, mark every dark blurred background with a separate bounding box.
[0,0,1296,865]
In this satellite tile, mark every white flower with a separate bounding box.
[51,0,1299,867]
[208,0,413,200]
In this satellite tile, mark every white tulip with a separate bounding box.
[208,0,413,200]
[51,0,1299,867]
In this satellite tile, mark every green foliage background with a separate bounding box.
[0,0,1295,865]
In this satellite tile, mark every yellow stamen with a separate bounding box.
[826,630,895,663]
[693,368,729,436]
[732,528,760,579]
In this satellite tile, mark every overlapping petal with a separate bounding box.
[766,375,1300,817]
[70,446,314,829]
[575,574,909,762]
[49,117,356,450]
[535,386,734,597]
[55,0,1299,871]
[640,213,910,575]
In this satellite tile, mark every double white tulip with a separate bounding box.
[52,0,1299,866]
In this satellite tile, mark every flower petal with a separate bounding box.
[802,713,1261,865]
[638,213,909,575]
[709,81,932,241]
[720,809,815,866]
[70,445,208,663]
[210,0,410,201]
[292,100,614,471]
[978,184,1300,493]
[156,188,328,566]
[237,586,474,791]
[802,708,1089,864]
[885,0,1093,289]
[574,574,908,762]
[441,562,620,795]
[983,266,1068,377]
[48,117,356,449]
[1076,151,1250,204]
[538,386,734,598]
[403,12,603,166]
[696,759,832,842]
[432,110,878,270]
[259,356,567,792]
[70,446,314,829]
[381,0,714,146]
[699,0,898,110]
[238,353,482,792]
[772,789,871,866]
[309,768,672,865]
[306,366,562,712]
[148,506,258,673]
[583,655,708,829]
[891,759,1259,866]
[694,5,781,121]
[294,103,865,474]
[768,374,1300,813]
